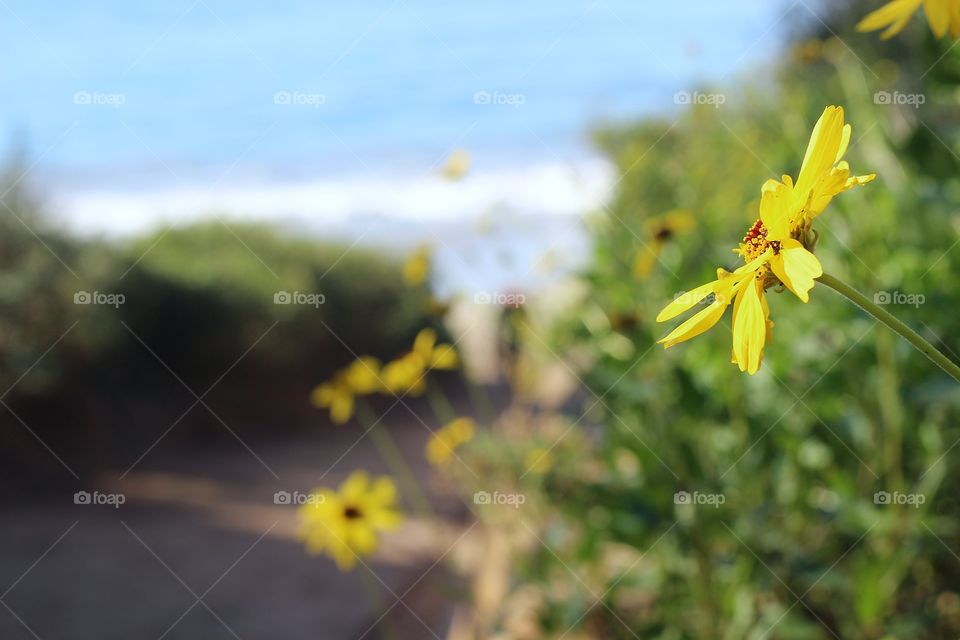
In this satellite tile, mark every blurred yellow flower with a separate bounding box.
[413,328,459,369]
[633,209,696,278]
[382,328,459,396]
[311,357,383,423]
[425,417,476,466]
[657,106,875,374]
[342,356,383,394]
[440,148,471,181]
[403,244,432,286]
[382,352,428,396]
[791,38,825,63]
[298,470,403,571]
[310,377,355,424]
[857,0,960,39]
[524,447,552,474]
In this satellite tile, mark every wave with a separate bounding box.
[49,157,615,238]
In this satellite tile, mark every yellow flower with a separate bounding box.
[311,357,383,423]
[310,377,354,424]
[412,328,459,370]
[425,417,476,466]
[382,352,428,396]
[440,148,471,181]
[656,106,875,374]
[342,356,383,394]
[403,244,432,286]
[298,470,403,571]
[381,328,459,396]
[791,38,825,64]
[633,209,696,278]
[857,0,960,39]
[524,447,552,474]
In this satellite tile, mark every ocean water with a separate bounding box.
[0,0,790,289]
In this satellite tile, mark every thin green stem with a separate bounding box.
[358,563,401,640]
[354,399,434,517]
[818,272,960,384]
[426,383,457,424]
[464,376,496,424]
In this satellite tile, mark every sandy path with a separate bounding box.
[0,399,477,640]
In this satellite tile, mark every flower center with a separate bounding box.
[654,227,673,242]
[343,505,363,520]
[741,219,781,261]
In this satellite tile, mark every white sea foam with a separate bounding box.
[50,158,615,238]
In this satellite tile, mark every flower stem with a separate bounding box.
[358,563,401,640]
[818,272,960,383]
[426,383,457,424]
[355,399,434,518]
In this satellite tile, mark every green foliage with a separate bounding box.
[463,3,960,638]
[0,215,433,490]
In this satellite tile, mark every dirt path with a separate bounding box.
[0,400,478,640]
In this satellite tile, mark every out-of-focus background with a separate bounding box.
[4,0,960,637]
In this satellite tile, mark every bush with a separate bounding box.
[0,219,434,493]
[457,2,960,636]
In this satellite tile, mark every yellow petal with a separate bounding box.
[413,328,437,358]
[733,248,772,275]
[925,0,951,36]
[759,180,791,240]
[795,106,845,199]
[330,390,354,424]
[365,476,398,509]
[769,240,823,302]
[366,507,403,530]
[344,357,383,394]
[633,245,660,279]
[340,471,370,501]
[658,296,730,349]
[347,522,379,556]
[310,383,334,408]
[426,436,454,466]
[760,178,782,194]
[856,0,922,35]
[732,276,766,375]
[883,10,918,37]
[430,344,459,369]
[844,173,876,189]
[807,162,851,217]
[835,123,852,163]
[656,279,723,322]
[661,209,696,233]
[950,0,960,37]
